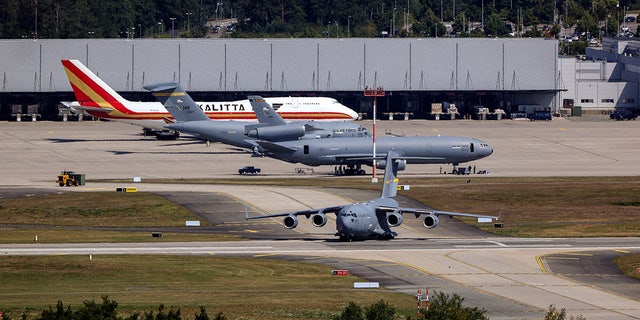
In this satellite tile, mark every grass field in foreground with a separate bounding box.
[0,191,241,243]
[0,255,416,320]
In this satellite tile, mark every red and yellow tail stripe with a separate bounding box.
[61,60,135,118]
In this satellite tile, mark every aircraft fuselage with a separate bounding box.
[264,135,493,166]
[165,120,369,150]
[336,197,399,240]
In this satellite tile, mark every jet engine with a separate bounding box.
[311,213,328,227]
[246,125,306,141]
[422,214,439,229]
[376,159,406,170]
[283,215,299,229]
[386,211,403,227]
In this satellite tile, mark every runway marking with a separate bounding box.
[560,252,593,256]
[487,240,508,247]
[253,253,278,257]
[536,256,548,273]
[614,249,630,253]
[454,243,572,248]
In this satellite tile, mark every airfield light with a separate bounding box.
[363,87,385,183]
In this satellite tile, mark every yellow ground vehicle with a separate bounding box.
[57,171,85,186]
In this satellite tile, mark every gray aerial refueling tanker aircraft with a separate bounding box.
[145,82,493,173]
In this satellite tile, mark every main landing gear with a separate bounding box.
[334,164,366,176]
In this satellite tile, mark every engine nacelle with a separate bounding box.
[246,125,306,141]
[423,214,440,229]
[311,213,328,227]
[376,159,406,170]
[283,215,299,229]
[386,212,403,227]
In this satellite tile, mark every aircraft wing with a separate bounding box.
[254,140,298,152]
[245,205,344,220]
[377,205,499,220]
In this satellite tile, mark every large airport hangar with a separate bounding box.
[0,38,559,120]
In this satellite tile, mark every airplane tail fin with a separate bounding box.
[144,82,210,122]
[381,151,401,198]
[60,59,131,112]
[248,95,287,126]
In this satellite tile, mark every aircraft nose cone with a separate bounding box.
[476,139,493,158]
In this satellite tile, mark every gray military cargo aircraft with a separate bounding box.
[245,151,498,240]
[144,82,369,154]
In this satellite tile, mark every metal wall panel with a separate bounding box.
[271,40,318,91]
[0,38,559,93]
[318,40,364,91]
[363,39,411,90]
[37,40,84,91]
[503,39,557,90]
[224,40,272,91]
[456,40,504,91]
[410,39,457,91]
[177,40,226,91]
[0,41,42,91]
[83,40,135,91]
[132,40,180,90]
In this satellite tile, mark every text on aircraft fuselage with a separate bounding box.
[198,103,282,112]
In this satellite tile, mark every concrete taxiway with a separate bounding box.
[1,118,640,319]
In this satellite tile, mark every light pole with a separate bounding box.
[170,17,176,37]
[138,24,142,38]
[186,12,193,32]
[363,87,385,183]
[393,6,396,36]
[34,0,38,39]
[347,16,351,37]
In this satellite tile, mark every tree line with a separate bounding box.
[0,294,585,320]
[0,0,637,39]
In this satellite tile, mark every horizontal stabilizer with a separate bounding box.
[69,104,114,113]
[144,82,179,92]
[145,82,210,122]
[162,117,175,124]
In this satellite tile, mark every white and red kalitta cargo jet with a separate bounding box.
[61,59,358,138]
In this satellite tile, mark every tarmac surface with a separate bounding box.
[2,117,640,319]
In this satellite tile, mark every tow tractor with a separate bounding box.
[57,171,85,186]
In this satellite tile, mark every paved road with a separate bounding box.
[2,118,640,319]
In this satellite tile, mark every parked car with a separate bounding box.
[528,111,553,121]
[238,166,261,175]
[610,109,638,121]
